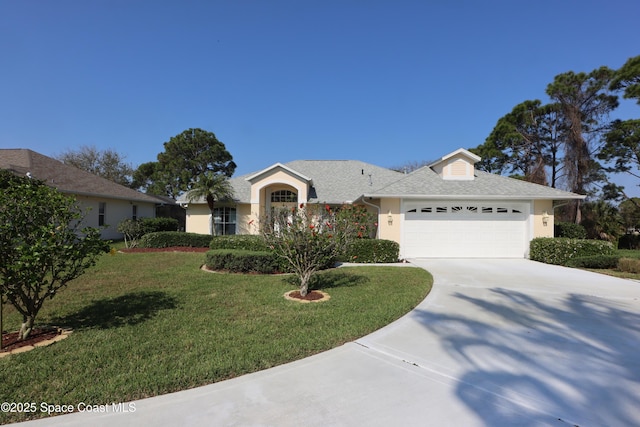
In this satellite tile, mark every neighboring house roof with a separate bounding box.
[0,149,165,204]
[179,151,584,204]
[365,167,585,200]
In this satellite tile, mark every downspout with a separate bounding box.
[357,196,381,238]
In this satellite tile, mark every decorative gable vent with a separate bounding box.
[428,148,481,181]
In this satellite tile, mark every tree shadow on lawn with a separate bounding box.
[412,287,640,427]
[51,291,179,331]
[311,270,370,291]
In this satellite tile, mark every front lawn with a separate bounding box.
[0,250,432,424]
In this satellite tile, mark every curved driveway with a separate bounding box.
[15,259,640,427]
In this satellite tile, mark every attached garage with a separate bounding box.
[402,201,530,258]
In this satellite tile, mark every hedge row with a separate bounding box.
[139,232,212,248]
[618,258,640,274]
[204,250,282,274]
[210,235,269,251]
[339,239,399,263]
[140,232,400,265]
[565,255,620,269]
[529,237,615,266]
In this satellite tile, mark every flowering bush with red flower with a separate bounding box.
[262,203,363,296]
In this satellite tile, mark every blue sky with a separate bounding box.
[1,1,639,193]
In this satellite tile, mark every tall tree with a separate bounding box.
[57,145,134,187]
[130,161,170,195]
[599,55,640,201]
[187,172,235,236]
[610,55,640,105]
[471,100,563,186]
[599,119,640,186]
[157,128,236,198]
[546,66,618,222]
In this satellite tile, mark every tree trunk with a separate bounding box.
[207,195,216,236]
[299,271,313,297]
[19,315,35,341]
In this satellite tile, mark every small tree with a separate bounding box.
[117,219,145,248]
[0,170,109,340]
[263,204,360,297]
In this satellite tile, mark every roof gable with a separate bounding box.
[245,162,312,184]
[429,148,480,181]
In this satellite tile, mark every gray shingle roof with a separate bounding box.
[365,166,585,200]
[0,149,166,204]
[179,158,584,204]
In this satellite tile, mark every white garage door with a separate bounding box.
[402,201,529,258]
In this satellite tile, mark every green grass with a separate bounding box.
[0,251,432,424]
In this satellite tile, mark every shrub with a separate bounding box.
[141,217,179,233]
[554,222,587,239]
[204,250,281,274]
[339,239,399,263]
[618,234,640,250]
[210,235,269,251]
[263,204,357,296]
[617,258,640,274]
[529,238,615,266]
[117,217,180,248]
[565,255,620,269]
[117,218,146,248]
[139,231,212,248]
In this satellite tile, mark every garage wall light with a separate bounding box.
[387,211,393,226]
[542,211,550,226]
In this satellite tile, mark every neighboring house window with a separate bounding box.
[271,190,297,203]
[213,207,236,235]
[132,205,138,221]
[99,202,106,226]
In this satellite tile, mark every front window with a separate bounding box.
[213,207,236,235]
[132,205,138,221]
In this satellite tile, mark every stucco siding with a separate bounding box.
[75,195,156,240]
[186,204,212,235]
[533,199,554,238]
[379,198,401,245]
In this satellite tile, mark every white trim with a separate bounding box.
[245,163,312,183]
[427,148,481,168]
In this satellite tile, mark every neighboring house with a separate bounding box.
[177,148,585,259]
[0,149,167,240]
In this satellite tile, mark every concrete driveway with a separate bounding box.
[14,259,640,427]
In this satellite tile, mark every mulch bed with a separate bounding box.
[119,247,209,253]
[286,290,327,301]
[1,328,61,353]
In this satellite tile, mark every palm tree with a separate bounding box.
[187,172,235,236]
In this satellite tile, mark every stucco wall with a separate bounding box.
[533,199,554,238]
[378,197,401,245]
[250,170,308,204]
[185,204,211,235]
[236,204,255,235]
[75,195,156,240]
